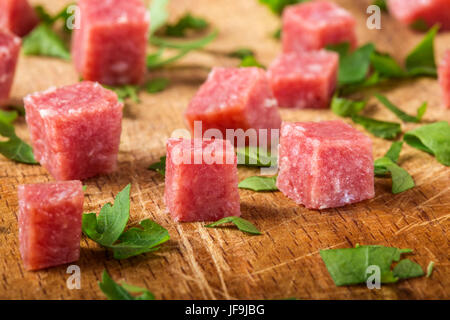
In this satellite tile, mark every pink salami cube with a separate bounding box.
[18,181,84,271]
[277,121,375,209]
[438,50,450,109]
[282,1,357,53]
[164,138,241,222]
[388,0,450,31]
[72,0,150,85]
[268,50,339,109]
[0,0,39,37]
[184,67,282,146]
[24,81,123,181]
[0,30,20,107]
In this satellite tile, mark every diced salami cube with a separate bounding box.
[0,30,20,107]
[438,50,450,109]
[24,81,123,181]
[164,138,241,222]
[184,67,282,146]
[277,121,375,209]
[282,1,357,53]
[388,0,450,31]
[268,50,339,109]
[0,0,39,37]
[18,181,84,271]
[72,0,150,85]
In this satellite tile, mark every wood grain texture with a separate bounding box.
[0,0,449,300]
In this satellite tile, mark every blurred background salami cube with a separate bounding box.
[277,121,375,209]
[0,0,39,37]
[439,50,450,109]
[72,0,150,85]
[282,1,357,53]
[0,30,21,107]
[268,50,339,109]
[184,67,282,146]
[164,138,241,222]
[18,181,84,271]
[24,81,123,181]
[388,0,450,30]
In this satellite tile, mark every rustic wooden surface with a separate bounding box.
[0,0,449,300]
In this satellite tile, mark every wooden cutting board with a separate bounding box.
[0,0,449,300]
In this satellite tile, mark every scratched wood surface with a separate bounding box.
[0,0,449,300]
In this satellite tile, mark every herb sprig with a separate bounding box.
[82,184,170,259]
[99,270,155,300]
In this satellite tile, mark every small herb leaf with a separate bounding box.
[393,259,424,279]
[351,114,401,140]
[375,94,426,123]
[238,176,278,192]
[148,156,166,176]
[22,24,71,60]
[404,121,450,166]
[99,270,155,300]
[205,217,262,235]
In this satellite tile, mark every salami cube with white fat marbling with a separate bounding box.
[388,0,450,31]
[164,138,241,222]
[268,50,339,109]
[0,30,20,107]
[277,121,375,210]
[24,81,123,181]
[18,181,84,271]
[72,0,150,85]
[0,0,39,37]
[185,67,282,146]
[282,1,357,52]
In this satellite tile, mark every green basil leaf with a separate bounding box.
[405,25,439,77]
[375,94,427,123]
[103,85,140,103]
[164,13,208,37]
[145,78,170,93]
[370,52,406,78]
[82,184,131,246]
[351,114,401,139]
[374,157,415,194]
[150,30,217,50]
[236,146,275,167]
[99,270,155,300]
[22,24,71,60]
[393,259,424,279]
[331,95,366,117]
[109,219,170,259]
[259,0,309,15]
[403,121,450,166]
[229,49,255,59]
[426,261,435,278]
[148,156,166,176]
[373,0,388,11]
[238,176,278,192]
[205,216,262,235]
[239,55,265,69]
[326,42,350,58]
[320,245,413,286]
[0,110,18,124]
[0,121,37,164]
[338,43,375,85]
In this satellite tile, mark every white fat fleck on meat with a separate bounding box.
[264,98,278,108]
[111,61,130,73]
[39,109,57,118]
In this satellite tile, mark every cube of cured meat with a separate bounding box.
[18,181,84,271]
[24,81,123,181]
[438,50,450,109]
[268,50,339,109]
[0,0,39,37]
[0,30,20,107]
[277,121,375,209]
[72,0,150,85]
[184,67,282,146]
[164,138,241,222]
[388,0,450,31]
[282,1,357,53]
